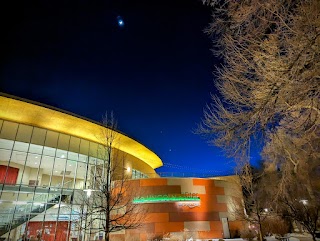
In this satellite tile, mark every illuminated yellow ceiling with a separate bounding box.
[0,94,163,169]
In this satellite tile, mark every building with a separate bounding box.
[0,93,243,241]
[121,176,243,241]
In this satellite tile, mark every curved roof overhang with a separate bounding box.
[0,94,163,169]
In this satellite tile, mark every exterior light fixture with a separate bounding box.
[84,189,92,197]
[300,199,308,205]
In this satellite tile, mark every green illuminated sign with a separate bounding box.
[133,193,200,204]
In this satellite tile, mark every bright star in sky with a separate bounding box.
[117,16,124,27]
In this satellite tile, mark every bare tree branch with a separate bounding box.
[71,113,145,241]
[198,0,320,239]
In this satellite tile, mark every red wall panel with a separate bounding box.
[27,221,70,241]
[0,165,19,184]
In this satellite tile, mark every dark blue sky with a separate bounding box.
[1,0,261,176]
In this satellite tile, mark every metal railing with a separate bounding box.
[0,182,74,235]
[145,171,234,178]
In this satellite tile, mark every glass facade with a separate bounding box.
[132,169,148,179]
[0,119,149,241]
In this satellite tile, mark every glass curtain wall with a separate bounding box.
[0,120,104,241]
[132,169,148,179]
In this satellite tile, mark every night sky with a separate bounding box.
[1,0,261,176]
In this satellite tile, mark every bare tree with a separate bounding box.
[235,164,274,241]
[262,119,320,240]
[199,0,319,159]
[265,155,320,241]
[198,0,320,237]
[73,113,144,241]
[279,184,319,241]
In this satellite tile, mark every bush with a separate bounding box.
[240,229,257,241]
[262,217,290,237]
[231,229,241,238]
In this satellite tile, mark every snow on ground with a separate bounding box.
[192,233,315,241]
[265,236,300,241]
[219,233,314,241]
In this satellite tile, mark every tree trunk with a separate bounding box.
[105,232,109,241]
[258,223,263,241]
[257,211,263,241]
